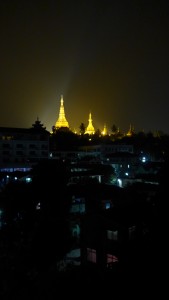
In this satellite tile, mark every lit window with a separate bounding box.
[87,248,96,263]
[107,254,118,268]
[117,178,122,187]
[26,177,32,183]
[107,230,118,240]
[129,225,136,239]
[102,200,112,210]
[105,202,111,209]
[36,202,41,210]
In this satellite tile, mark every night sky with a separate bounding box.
[0,0,169,134]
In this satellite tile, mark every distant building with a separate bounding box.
[80,191,150,272]
[0,118,50,172]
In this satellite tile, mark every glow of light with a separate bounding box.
[142,156,146,162]
[107,254,119,264]
[117,178,122,187]
[36,202,41,210]
[26,177,32,183]
[105,202,111,209]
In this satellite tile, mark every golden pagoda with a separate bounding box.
[85,112,95,135]
[126,124,134,136]
[102,124,108,136]
[55,95,69,129]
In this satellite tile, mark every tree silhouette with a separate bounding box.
[79,123,86,135]
[111,124,118,134]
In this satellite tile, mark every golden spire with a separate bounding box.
[126,124,134,136]
[55,95,69,129]
[102,124,108,135]
[85,112,95,135]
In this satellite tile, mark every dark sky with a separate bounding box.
[0,0,169,134]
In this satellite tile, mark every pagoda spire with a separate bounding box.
[126,124,134,136]
[31,117,46,130]
[55,95,69,129]
[85,112,95,135]
[102,124,108,135]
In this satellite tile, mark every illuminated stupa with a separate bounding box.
[55,95,69,129]
[102,124,108,135]
[126,124,134,136]
[85,112,95,135]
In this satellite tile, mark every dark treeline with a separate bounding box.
[50,128,169,160]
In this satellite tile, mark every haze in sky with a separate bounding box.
[0,0,169,134]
